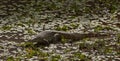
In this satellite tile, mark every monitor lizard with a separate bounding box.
[29,30,110,45]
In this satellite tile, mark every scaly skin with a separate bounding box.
[29,30,109,45]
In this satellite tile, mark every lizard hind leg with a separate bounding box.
[53,33,62,43]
